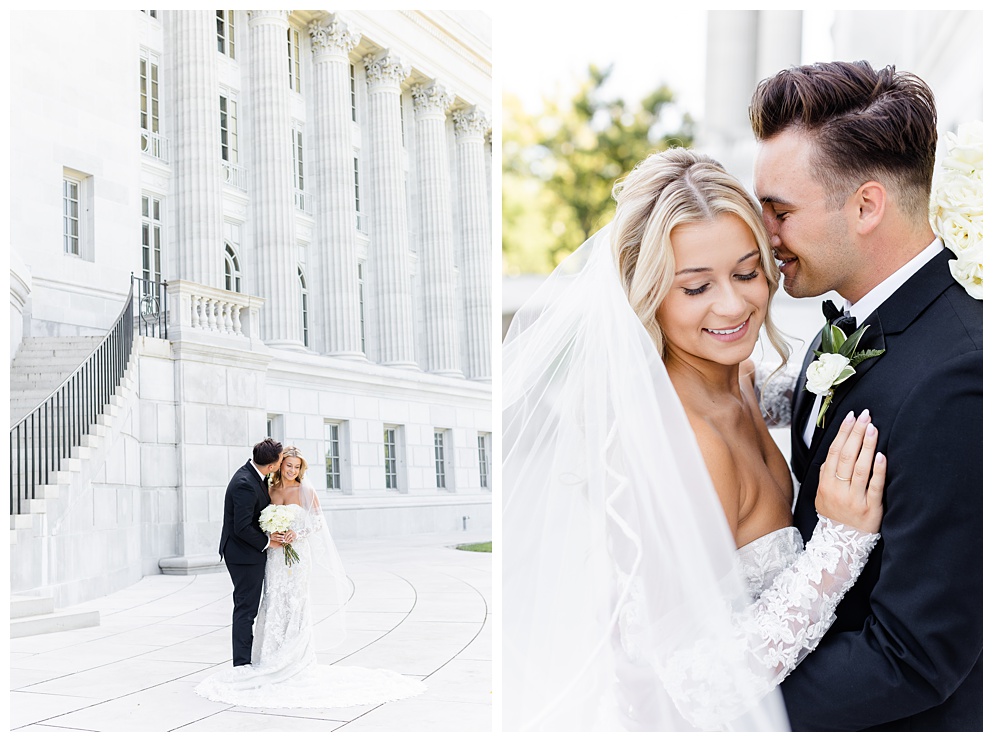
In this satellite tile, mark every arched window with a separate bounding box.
[224,244,241,293]
[299,267,309,347]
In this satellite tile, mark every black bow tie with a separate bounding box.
[822,299,856,335]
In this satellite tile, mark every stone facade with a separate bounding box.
[9,9,492,603]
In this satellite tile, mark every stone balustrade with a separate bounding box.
[165,280,264,342]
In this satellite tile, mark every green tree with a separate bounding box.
[504,65,694,274]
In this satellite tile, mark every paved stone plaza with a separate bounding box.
[10,532,492,733]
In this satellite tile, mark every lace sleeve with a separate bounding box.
[735,516,878,680]
[654,516,879,729]
[753,364,797,428]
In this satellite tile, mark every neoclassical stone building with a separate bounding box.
[9,9,492,606]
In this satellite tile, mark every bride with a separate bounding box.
[196,447,424,708]
[503,149,886,731]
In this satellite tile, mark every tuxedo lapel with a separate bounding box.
[800,247,956,472]
[790,339,818,479]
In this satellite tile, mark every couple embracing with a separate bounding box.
[195,438,424,708]
[504,61,981,731]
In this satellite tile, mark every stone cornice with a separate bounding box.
[398,10,491,79]
[411,81,454,119]
[308,13,361,60]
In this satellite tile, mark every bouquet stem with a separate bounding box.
[284,542,301,567]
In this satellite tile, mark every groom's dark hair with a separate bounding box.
[253,437,283,466]
[749,60,938,217]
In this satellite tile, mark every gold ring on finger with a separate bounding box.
[835,473,852,482]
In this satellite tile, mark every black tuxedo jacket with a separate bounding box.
[780,248,982,731]
[219,460,271,565]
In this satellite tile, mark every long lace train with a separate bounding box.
[196,503,425,708]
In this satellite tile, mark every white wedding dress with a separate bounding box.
[634,516,878,730]
[196,498,425,709]
[503,226,878,731]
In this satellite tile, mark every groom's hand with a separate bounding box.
[268,535,283,549]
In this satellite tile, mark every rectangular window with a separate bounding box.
[357,262,366,353]
[292,126,306,210]
[325,422,342,490]
[353,156,364,232]
[287,27,301,92]
[220,94,238,163]
[266,414,283,441]
[434,430,447,489]
[216,10,235,58]
[299,268,309,347]
[384,426,398,490]
[349,63,357,122]
[139,50,161,157]
[478,434,490,489]
[63,177,81,256]
[141,194,163,283]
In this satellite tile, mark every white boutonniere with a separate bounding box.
[930,121,983,300]
[806,324,884,427]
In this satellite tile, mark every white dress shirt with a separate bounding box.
[802,237,945,446]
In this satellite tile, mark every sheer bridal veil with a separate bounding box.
[502,227,790,731]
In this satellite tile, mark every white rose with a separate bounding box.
[805,353,856,396]
[949,239,983,300]
[943,122,983,172]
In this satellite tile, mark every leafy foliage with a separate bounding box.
[503,65,695,274]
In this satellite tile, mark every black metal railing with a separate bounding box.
[10,282,139,516]
[134,274,168,339]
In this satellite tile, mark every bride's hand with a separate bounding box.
[815,409,886,533]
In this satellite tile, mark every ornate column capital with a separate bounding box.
[363,50,410,92]
[247,9,289,27]
[453,106,491,141]
[411,81,454,119]
[309,13,361,60]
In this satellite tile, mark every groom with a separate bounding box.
[219,437,284,666]
[750,61,982,731]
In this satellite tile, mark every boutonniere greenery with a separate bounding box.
[805,324,884,427]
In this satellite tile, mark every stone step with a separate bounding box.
[10,595,54,619]
[14,336,102,351]
[10,609,101,638]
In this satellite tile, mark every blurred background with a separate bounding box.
[501,9,983,373]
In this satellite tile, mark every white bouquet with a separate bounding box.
[930,121,983,300]
[259,504,301,567]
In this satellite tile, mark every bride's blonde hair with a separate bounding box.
[270,446,308,489]
[611,148,789,368]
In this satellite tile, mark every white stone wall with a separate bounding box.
[9,10,143,337]
[263,349,492,538]
[9,252,31,360]
[9,11,492,602]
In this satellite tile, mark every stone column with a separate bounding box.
[167,10,225,287]
[412,81,462,377]
[756,11,803,80]
[364,50,416,368]
[701,10,761,185]
[308,14,364,359]
[453,106,491,382]
[246,10,303,348]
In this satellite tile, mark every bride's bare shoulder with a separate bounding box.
[684,412,740,533]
